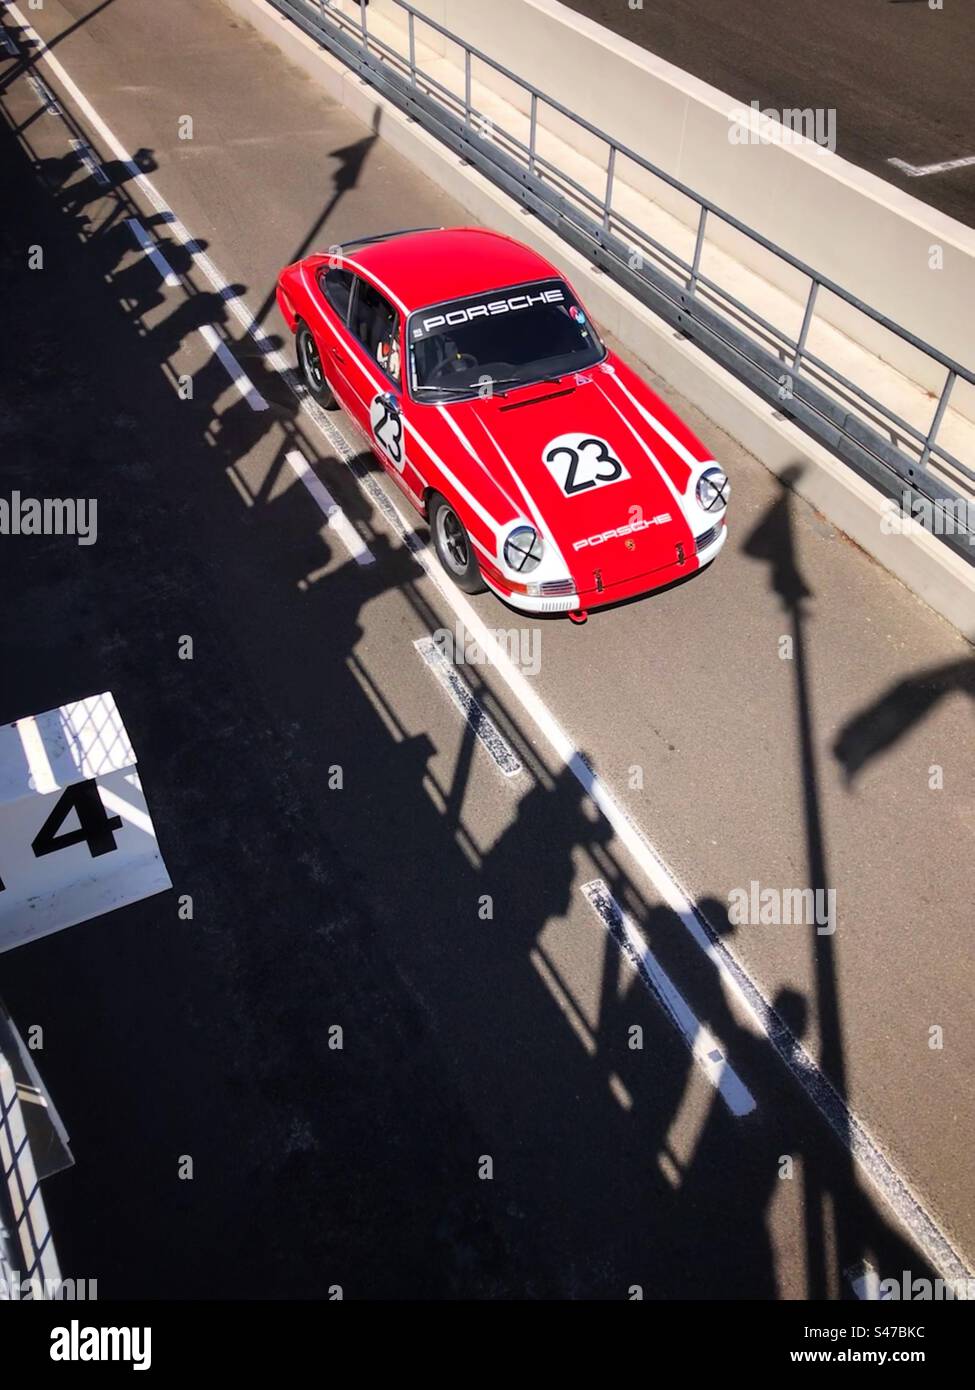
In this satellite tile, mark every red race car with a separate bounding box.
[276,227,728,618]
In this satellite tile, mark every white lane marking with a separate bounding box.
[284,450,375,565]
[414,637,523,777]
[70,136,110,186]
[581,880,756,1117]
[26,69,61,114]
[888,154,975,178]
[197,324,268,412]
[15,3,969,1286]
[125,217,180,287]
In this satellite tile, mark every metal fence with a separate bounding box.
[277,0,974,559]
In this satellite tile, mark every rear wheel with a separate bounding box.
[429,493,486,594]
[297,322,336,408]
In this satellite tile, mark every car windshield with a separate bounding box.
[408,277,605,401]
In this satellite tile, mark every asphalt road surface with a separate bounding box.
[564,0,975,228]
[0,0,973,1300]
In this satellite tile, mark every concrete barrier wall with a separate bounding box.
[379,0,975,407]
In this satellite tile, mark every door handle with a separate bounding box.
[331,347,346,363]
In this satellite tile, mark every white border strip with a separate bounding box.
[125,217,180,287]
[284,449,374,565]
[198,324,268,412]
[414,637,522,777]
[70,136,109,187]
[581,879,756,1117]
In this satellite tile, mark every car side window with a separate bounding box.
[320,267,354,322]
[349,276,401,384]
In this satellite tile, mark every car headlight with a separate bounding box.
[696,466,729,513]
[503,525,544,573]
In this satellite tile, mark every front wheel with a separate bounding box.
[297,322,336,408]
[429,494,486,594]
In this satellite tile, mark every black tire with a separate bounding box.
[297,321,337,408]
[429,493,486,594]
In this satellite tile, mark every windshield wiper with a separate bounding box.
[482,373,571,397]
[412,383,478,397]
[414,373,571,399]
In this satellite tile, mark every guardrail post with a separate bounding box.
[793,280,819,371]
[920,370,956,469]
[689,206,708,292]
[603,145,616,231]
[359,0,368,50]
[464,47,472,127]
[408,10,416,84]
[528,92,538,176]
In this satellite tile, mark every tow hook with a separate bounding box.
[594,568,604,593]
[568,609,589,625]
[676,542,686,566]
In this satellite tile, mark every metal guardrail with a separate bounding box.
[278,0,975,559]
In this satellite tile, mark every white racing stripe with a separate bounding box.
[284,449,374,565]
[414,637,523,777]
[581,879,756,1117]
[125,217,180,287]
[198,324,268,412]
[11,0,971,1286]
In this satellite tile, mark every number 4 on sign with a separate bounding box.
[32,780,123,860]
[1,780,121,894]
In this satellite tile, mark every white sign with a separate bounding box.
[541,432,630,497]
[0,693,171,952]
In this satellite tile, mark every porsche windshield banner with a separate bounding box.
[410,279,570,341]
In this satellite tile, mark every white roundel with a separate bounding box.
[369,393,404,471]
[541,432,630,497]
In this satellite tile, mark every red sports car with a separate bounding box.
[276,227,728,618]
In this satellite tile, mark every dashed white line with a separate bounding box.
[581,879,756,1117]
[70,136,110,187]
[10,0,972,1287]
[888,154,975,178]
[125,217,180,287]
[198,324,268,412]
[414,637,523,777]
[284,449,374,565]
[26,69,60,114]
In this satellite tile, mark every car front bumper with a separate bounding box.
[483,523,727,615]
